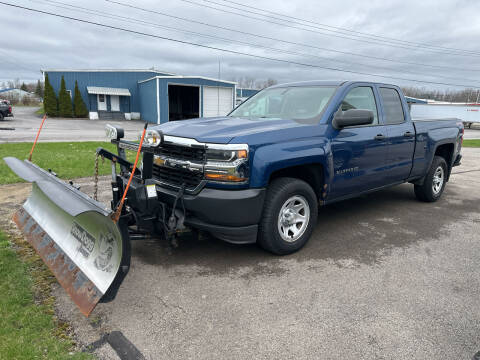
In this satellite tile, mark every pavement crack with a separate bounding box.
[154,295,187,314]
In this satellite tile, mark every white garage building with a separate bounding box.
[137,75,237,124]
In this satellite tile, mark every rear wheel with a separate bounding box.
[414,156,448,202]
[0,112,4,121]
[258,178,318,255]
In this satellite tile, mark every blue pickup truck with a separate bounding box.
[5,80,464,314]
[131,80,463,255]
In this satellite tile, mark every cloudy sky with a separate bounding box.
[1,0,480,90]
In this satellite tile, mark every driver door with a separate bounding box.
[329,86,389,200]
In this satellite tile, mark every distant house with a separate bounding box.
[0,88,33,101]
[43,69,237,123]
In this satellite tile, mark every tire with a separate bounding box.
[414,156,448,202]
[258,177,318,255]
[0,112,4,121]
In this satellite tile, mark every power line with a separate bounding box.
[3,2,480,89]
[204,0,480,56]
[106,0,480,73]
[32,0,480,84]
[176,0,480,58]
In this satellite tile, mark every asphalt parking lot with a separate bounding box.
[0,106,143,143]
[1,106,480,143]
[1,146,479,359]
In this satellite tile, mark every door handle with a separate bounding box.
[374,134,386,141]
[403,131,414,138]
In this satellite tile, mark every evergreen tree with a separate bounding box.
[43,73,58,116]
[35,80,44,98]
[73,81,88,118]
[58,76,72,117]
[20,82,28,91]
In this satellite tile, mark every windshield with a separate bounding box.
[229,86,337,123]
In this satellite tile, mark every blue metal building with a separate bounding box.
[43,69,237,123]
[236,87,260,105]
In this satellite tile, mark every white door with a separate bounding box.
[110,95,120,112]
[203,87,233,117]
[97,94,107,111]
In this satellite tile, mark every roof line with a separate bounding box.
[138,75,237,85]
[41,68,176,75]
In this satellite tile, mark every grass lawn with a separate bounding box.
[463,139,480,147]
[0,230,92,359]
[0,141,135,185]
[35,104,44,115]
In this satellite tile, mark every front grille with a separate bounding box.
[156,143,205,162]
[152,143,206,190]
[152,164,204,189]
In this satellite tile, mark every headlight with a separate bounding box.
[105,124,124,140]
[143,129,163,146]
[204,144,249,183]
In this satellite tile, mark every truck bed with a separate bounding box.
[409,118,463,180]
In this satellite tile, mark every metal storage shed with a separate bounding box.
[138,76,237,124]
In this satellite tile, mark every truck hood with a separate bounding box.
[151,116,314,144]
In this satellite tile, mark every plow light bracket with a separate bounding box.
[106,124,124,140]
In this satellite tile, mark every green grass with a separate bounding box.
[0,141,134,184]
[463,139,480,147]
[0,230,92,359]
[35,105,44,115]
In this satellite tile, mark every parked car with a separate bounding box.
[4,80,464,315]
[0,101,12,120]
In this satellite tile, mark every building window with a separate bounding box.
[99,94,105,102]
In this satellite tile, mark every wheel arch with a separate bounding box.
[268,163,325,200]
[434,142,455,180]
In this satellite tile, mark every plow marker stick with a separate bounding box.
[28,114,46,162]
[112,123,148,223]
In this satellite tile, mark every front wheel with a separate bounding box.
[414,156,448,202]
[258,178,318,255]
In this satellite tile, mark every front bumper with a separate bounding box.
[156,185,266,244]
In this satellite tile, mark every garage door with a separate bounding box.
[203,87,234,117]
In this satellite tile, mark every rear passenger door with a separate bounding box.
[330,85,389,199]
[379,87,415,183]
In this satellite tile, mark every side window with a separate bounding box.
[341,87,378,125]
[379,88,405,124]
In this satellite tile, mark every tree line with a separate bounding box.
[43,74,88,117]
[402,86,480,103]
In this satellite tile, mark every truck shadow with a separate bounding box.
[132,183,478,276]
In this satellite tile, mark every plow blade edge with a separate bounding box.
[4,157,130,316]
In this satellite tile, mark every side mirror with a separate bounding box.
[333,109,374,130]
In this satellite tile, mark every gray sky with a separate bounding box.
[1,0,480,90]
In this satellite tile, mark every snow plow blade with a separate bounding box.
[4,157,130,317]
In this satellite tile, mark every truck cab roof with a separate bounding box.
[269,80,399,88]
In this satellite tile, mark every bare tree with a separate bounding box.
[256,78,278,89]
[402,86,480,103]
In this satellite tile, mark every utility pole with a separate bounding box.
[217,60,220,116]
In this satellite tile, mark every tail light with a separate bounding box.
[8,106,11,112]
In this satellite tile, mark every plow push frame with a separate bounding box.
[3,122,168,316]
